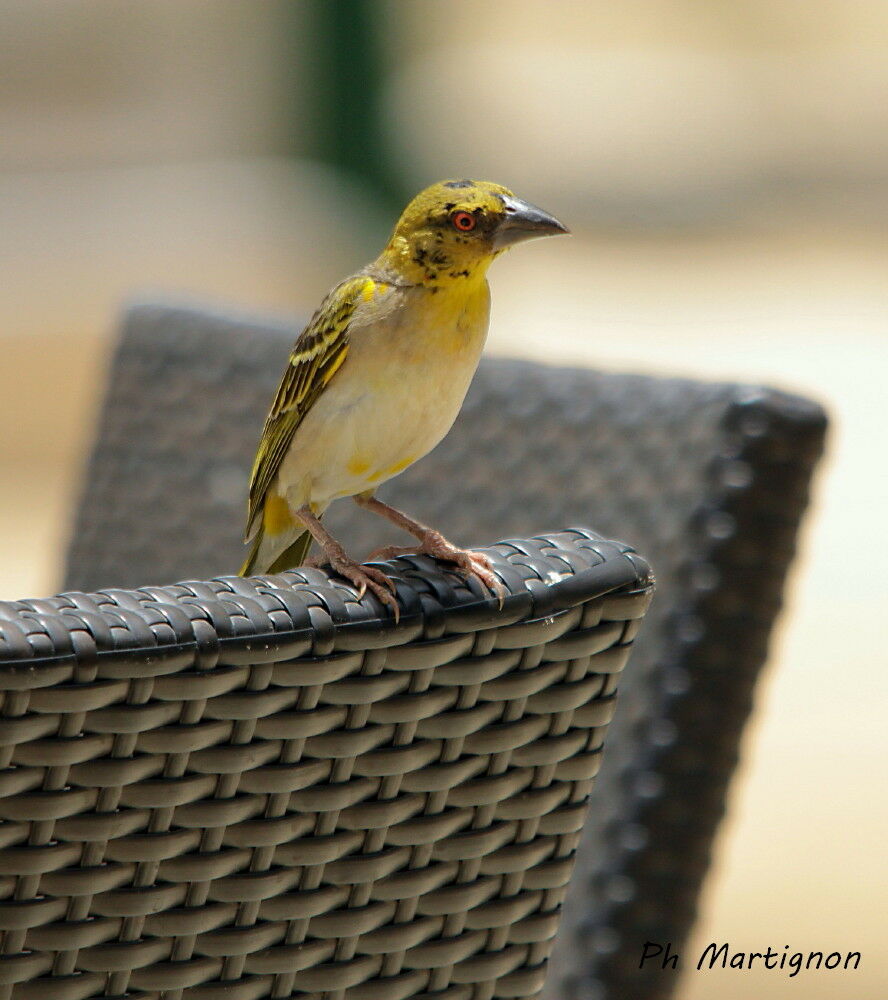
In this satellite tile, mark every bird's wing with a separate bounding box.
[245,275,369,538]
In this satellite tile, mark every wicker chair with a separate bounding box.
[0,530,652,1000]
[63,303,827,1000]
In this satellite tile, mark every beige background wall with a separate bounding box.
[1,3,886,998]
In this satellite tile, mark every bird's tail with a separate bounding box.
[239,524,313,576]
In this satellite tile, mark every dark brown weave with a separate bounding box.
[0,529,653,1000]
[63,302,827,1000]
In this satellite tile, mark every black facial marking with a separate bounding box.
[444,179,474,189]
[449,269,471,279]
[443,201,456,211]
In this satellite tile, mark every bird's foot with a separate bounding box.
[368,530,505,607]
[316,545,400,621]
[365,544,422,561]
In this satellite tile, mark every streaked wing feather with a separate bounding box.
[245,276,366,536]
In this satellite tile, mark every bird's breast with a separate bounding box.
[280,280,491,506]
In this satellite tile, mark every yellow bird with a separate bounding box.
[240,179,568,615]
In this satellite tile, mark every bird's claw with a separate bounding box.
[452,550,507,609]
[327,556,400,622]
[372,531,506,608]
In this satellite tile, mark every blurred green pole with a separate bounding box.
[292,0,405,216]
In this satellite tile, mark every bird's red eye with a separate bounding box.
[451,210,476,232]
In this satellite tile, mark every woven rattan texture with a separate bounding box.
[0,530,652,1000]
[64,303,827,1000]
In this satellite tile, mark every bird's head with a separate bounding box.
[378,179,568,287]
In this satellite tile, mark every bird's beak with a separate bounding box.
[492,195,570,249]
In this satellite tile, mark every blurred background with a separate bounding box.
[1,1,886,997]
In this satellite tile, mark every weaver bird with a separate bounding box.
[240,179,568,616]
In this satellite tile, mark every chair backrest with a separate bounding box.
[1,529,653,1000]
[64,302,827,1000]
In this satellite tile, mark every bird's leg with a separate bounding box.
[294,505,400,619]
[355,494,505,604]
